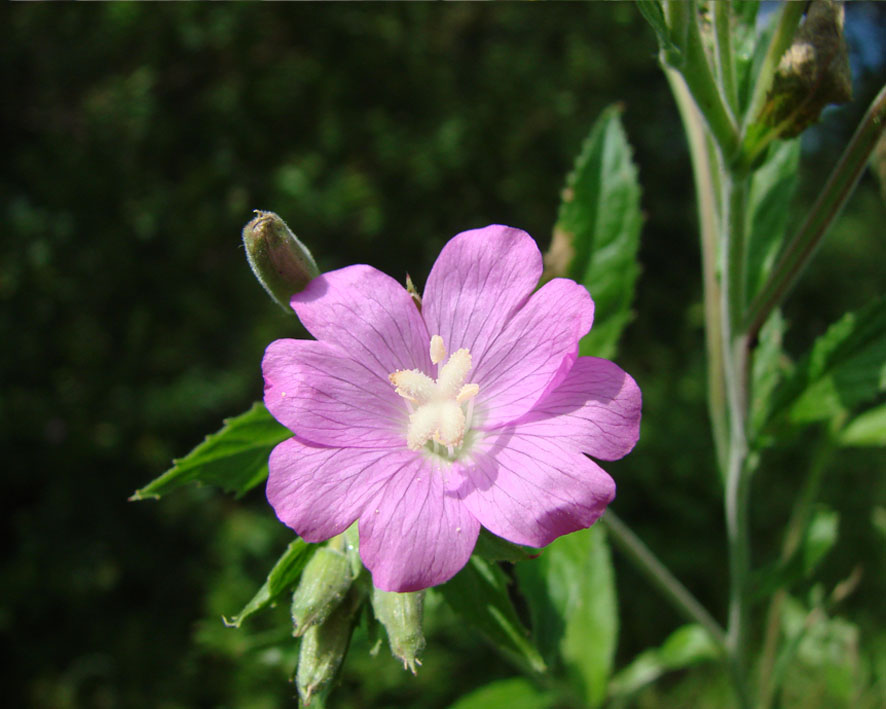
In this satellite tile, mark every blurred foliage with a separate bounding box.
[2,3,883,707]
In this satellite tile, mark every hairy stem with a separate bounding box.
[666,68,729,474]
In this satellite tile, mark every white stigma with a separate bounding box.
[389,336,479,452]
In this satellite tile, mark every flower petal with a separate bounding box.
[422,225,543,360]
[516,357,641,460]
[455,429,615,548]
[473,278,594,428]
[267,439,412,542]
[359,461,480,592]
[292,264,431,380]
[263,339,407,448]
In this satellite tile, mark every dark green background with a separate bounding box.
[3,4,883,707]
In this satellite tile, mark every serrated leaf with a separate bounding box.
[516,526,617,707]
[549,104,643,360]
[447,677,556,709]
[837,402,886,447]
[745,139,801,305]
[225,538,317,628]
[438,556,546,674]
[766,297,886,427]
[608,623,719,698]
[131,402,290,500]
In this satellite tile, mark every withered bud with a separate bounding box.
[756,0,852,139]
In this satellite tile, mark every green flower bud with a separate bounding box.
[291,545,353,637]
[242,210,320,311]
[755,0,852,139]
[296,587,363,706]
[370,587,426,674]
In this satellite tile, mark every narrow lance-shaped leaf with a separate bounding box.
[608,623,719,699]
[225,538,318,628]
[516,525,618,708]
[745,139,801,306]
[547,104,643,360]
[438,556,546,674]
[131,401,290,500]
[764,296,886,427]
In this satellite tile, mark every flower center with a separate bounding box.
[389,335,480,455]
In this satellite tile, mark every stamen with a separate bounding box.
[389,335,479,458]
[430,335,447,365]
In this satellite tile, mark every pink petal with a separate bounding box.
[422,225,543,360]
[291,264,431,380]
[472,278,594,428]
[267,439,413,542]
[359,461,480,592]
[455,430,615,548]
[263,339,406,448]
[516,357,641,460]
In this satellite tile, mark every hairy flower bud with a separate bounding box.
[370,587,426,673]
[755,0,852,139]
[291,545,353,637]
[242,210,319,310]
[296,587,363,706]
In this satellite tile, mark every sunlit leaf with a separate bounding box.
[438,556,546,674]
[608,623,719,698]
[473,529,539,563]
[837,402,886,447]
[548,104,643,359]
[516,526,617,707]
[802,506,839,577]
[225,538,317,628]
[765,297,886,427]
[447,677,556,709]
[131,401,289,500]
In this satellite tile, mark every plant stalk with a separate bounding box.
[602,511,728,653]
[744,83,886,341]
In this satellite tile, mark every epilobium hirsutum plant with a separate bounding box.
[135,2,885,706]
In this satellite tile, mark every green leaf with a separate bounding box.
[802,506,840,577]
[745,139,801,305]
[837,402,886,447]
[447,678,556,709]
[766,297,886,427]
[550,104,643,359]
[225,538,318,628]
[608,623,719,698]
[474,529,539,563]
[131,402,290,500]
[516,526,617,707]
[438,556,546,674]
[732,0,761,112]
[750,309,788,445]
[635,2,678,59]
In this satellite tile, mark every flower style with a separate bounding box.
[263,225,641,592]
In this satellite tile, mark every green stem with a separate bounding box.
[743,1,806,127]
[720,153,752,709]
[745,82,886,341]
[674,0,740,158]
[666,68,729,475]
[757,432,836,708]
[602,511,728,653]
[713,0,738,115]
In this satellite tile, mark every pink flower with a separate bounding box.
[263,225,641,592]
